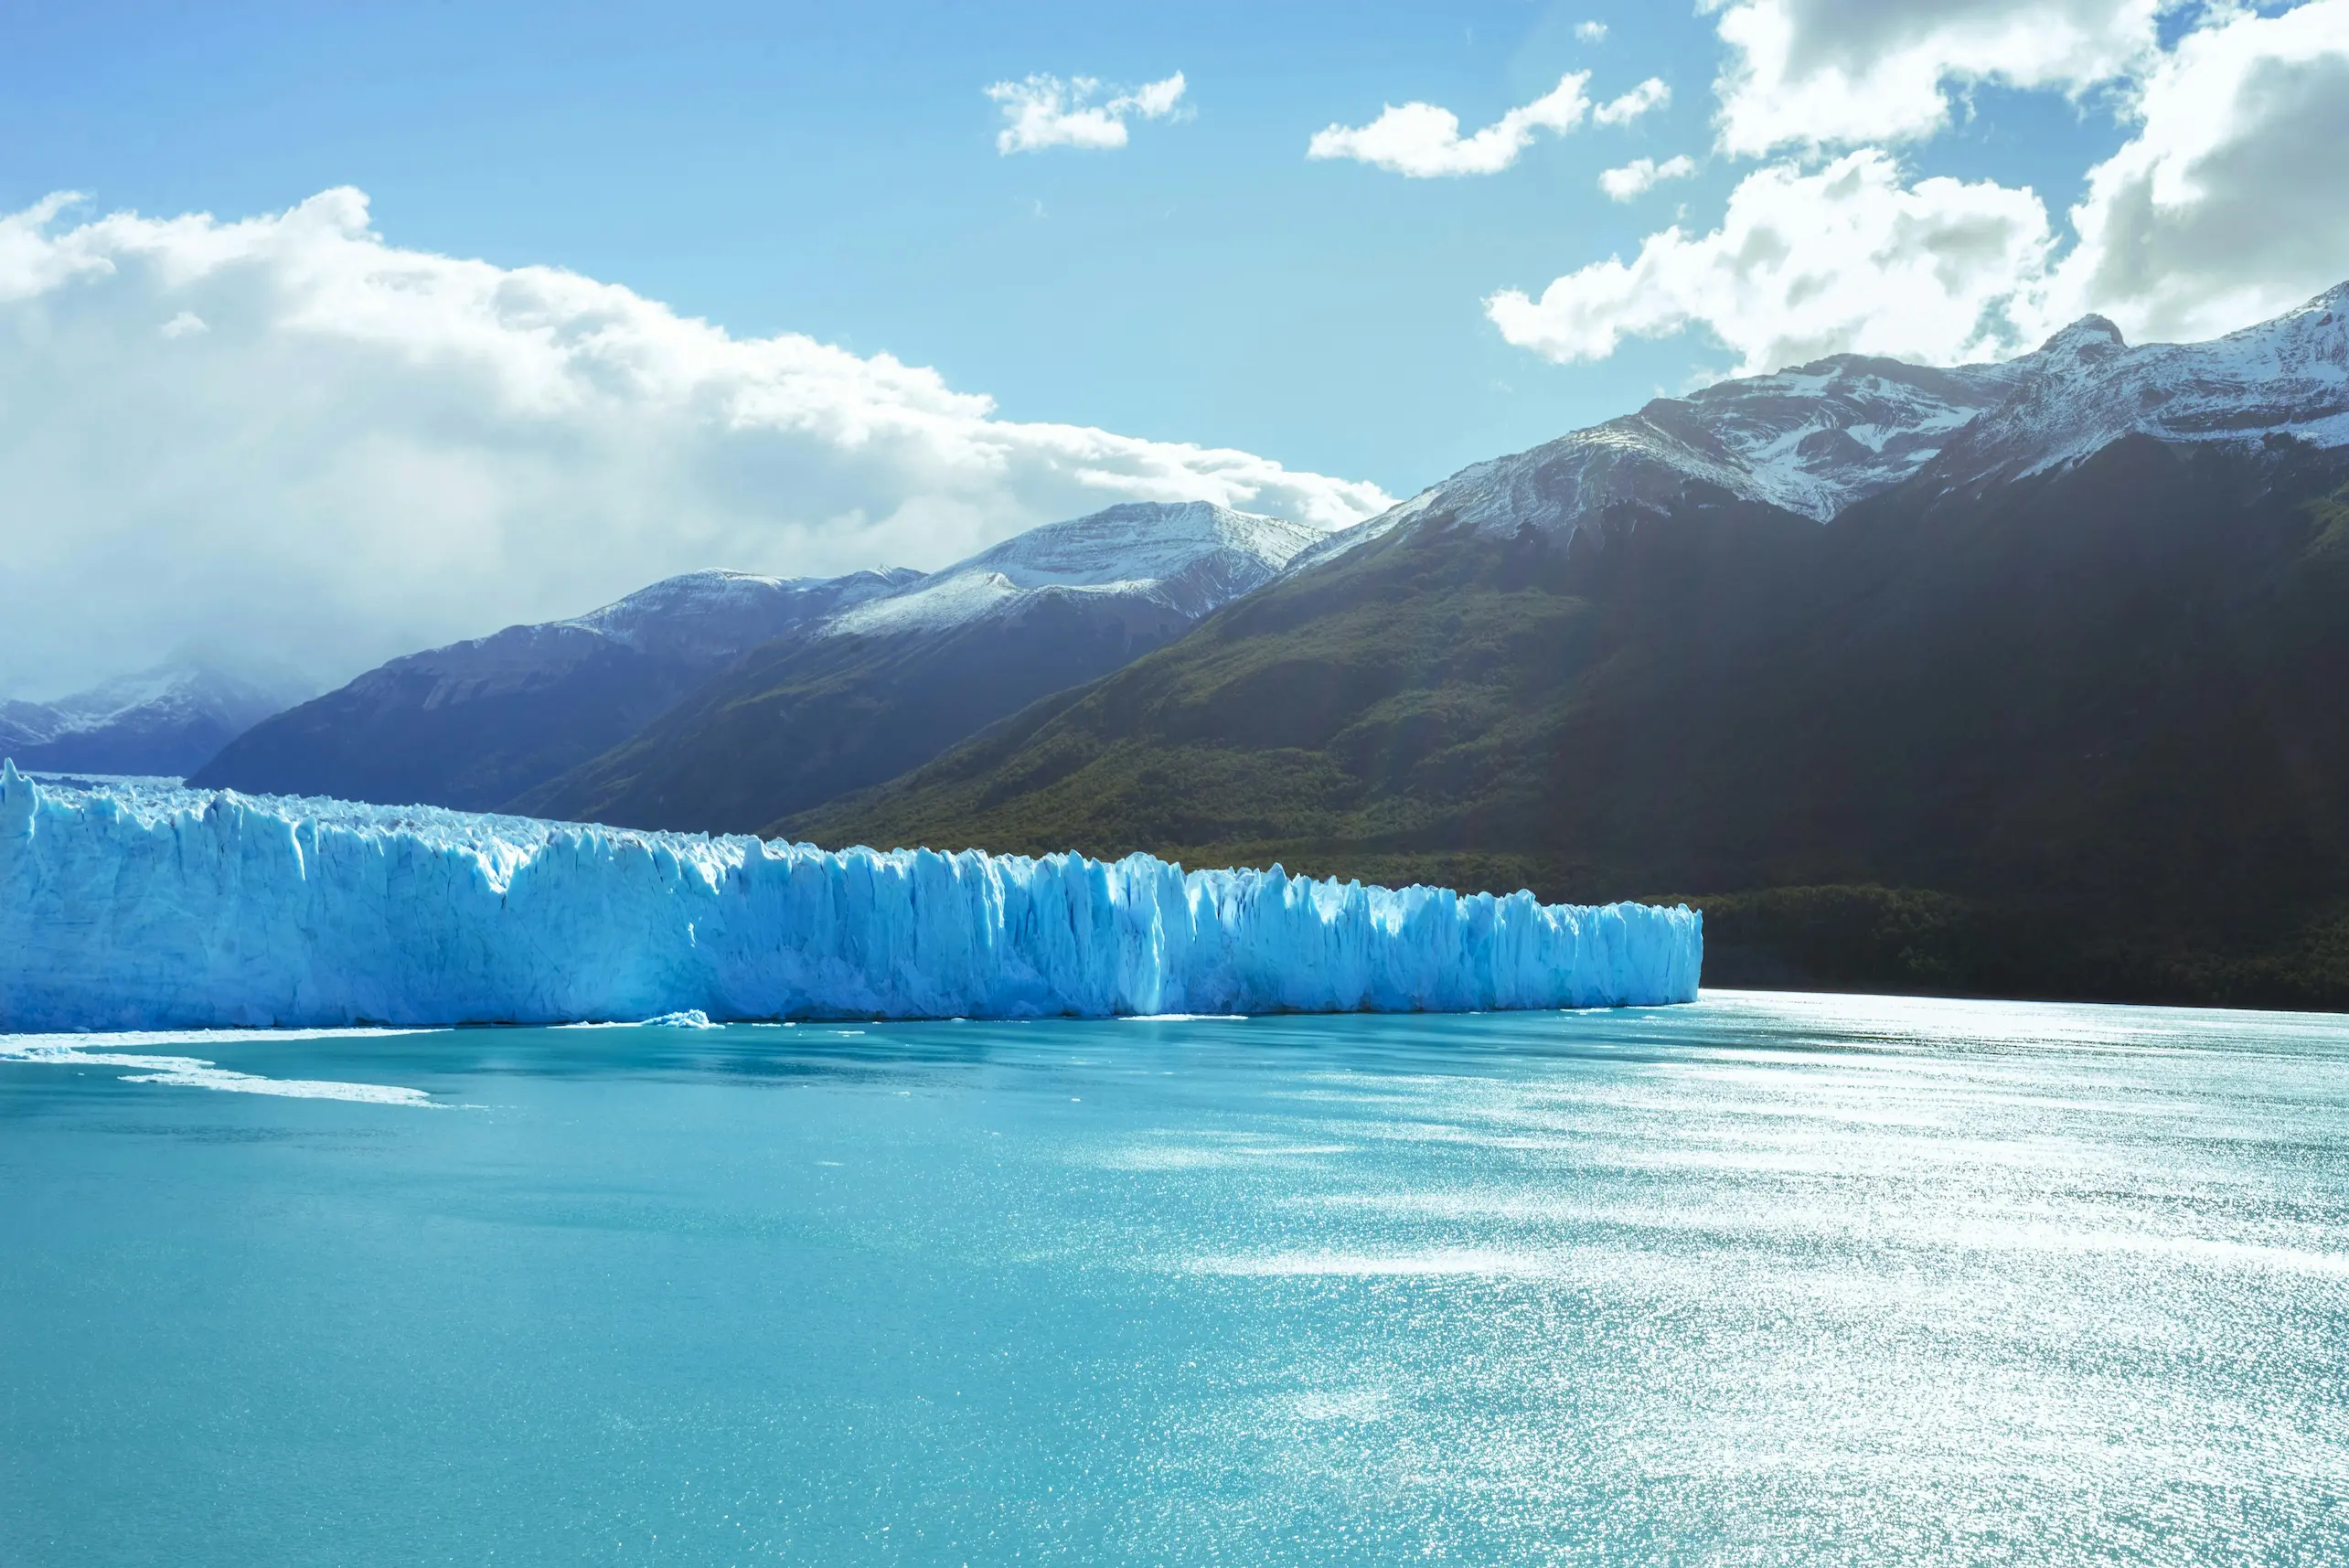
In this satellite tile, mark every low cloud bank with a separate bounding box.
[0,188,1385,696]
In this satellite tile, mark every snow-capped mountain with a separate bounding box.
[0,656,314,777]
[1288,355,2029,571]
[795,287,2349,1013]
[1921,284,2349,494]
[518,500,1333,835]
[825,501,1325,638]
[322,567,921,716]
[193,567,917,810]
[569,568,925,665]
[1309,282,2349,564]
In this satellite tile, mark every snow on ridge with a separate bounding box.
[1303,282,2349,571]
[327,566,922,709]
[1295,353,2026,565]
[1280,488,1442,577]
[564,568,800,645]
[563,566,915,652]
[548,566,918,663]
[827,500,1326,637]
[1935,284,2349,487]
[0,764,1701,1028]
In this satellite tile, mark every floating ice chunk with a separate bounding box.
[0,1029,433,1104]
[0,763,1701,1029]
[643,1009,719,1029]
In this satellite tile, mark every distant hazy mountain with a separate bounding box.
[799,286,2349,1009]
[192,569,918,811]
[1,658,313,777]
[514,501,1329,834]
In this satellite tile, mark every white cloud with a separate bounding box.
[0,188,1386,697]
[1308,73,1592,177]
[987,71,1189,155]
[1593,77,1670,125]
[1706,0,2170,155]
[1494,2,2349,377]
[1488,149,2054,372]
[1120,74,1188,120]
[1577,21,1610,42]
[2042,0,2349,343]
[1598,155,1699,201]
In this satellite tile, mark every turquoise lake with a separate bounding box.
[3,991,2345,1564]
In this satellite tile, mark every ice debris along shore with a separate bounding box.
[0,763,1701,1029]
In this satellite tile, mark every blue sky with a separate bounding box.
[0,0,2124,494]
[3,1,2346,692]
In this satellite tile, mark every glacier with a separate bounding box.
[0,763,1700,1029]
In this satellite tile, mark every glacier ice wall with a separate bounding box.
[0,763,1701,1029]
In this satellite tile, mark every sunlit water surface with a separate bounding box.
[3,992,2344,1564]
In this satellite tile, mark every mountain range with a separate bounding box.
[22,283,2349,1007]
[187,500,1321,827]
[192,568,919,810]
[513,501,1323,832]
[798,284,2349,1008]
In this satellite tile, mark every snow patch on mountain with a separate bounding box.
[1927,283,2349,490]
[827,502,1327,637]
[1312,355,2029,558]
[336,567,922,712]
[566,568,922,663]
[1314,280,2349,565]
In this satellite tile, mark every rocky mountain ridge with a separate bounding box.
[1300,283,2349,571]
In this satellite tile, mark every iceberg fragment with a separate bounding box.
[0,763,1701,1029]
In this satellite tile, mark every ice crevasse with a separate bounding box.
[0,763,1702,1029]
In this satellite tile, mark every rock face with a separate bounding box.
[190,569,918,811]
[0,766,1702,1029]
[0,658,313,778]
[515,502,1332,835]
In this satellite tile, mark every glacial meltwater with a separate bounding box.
[3,992,2344,1565]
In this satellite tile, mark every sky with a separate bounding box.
[4,0,2348,695]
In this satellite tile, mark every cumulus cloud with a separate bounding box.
[987,71,1189,154]
[0,188,1386,697]
[1707,0,2169,155]
[1598,155,1699,201]
[1489,149,2054,372]
[1308,73,1592,177]
[2042,0,2349,343]
[1576,21,1610,43]
[1494,2,2349,377]
[1592,78,1670,126]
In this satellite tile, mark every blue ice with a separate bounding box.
[0,763,1701,1029]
